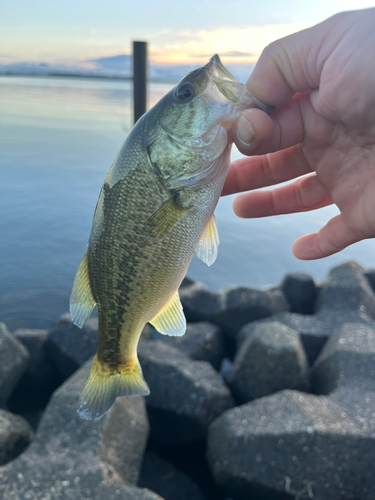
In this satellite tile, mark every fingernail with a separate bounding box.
[237,115,255,147]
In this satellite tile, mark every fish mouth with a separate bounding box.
[206,54,275,114]
[206,54,239,83]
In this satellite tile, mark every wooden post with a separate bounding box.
[133,41,147,124]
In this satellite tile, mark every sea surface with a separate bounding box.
[1,75,375,329]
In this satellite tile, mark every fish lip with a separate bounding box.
[207,54,238,82]
[206,56,216,76]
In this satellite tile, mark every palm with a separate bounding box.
[223,9,375,259]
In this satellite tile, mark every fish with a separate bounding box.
[70,54,271,420]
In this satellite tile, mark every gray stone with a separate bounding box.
[237,309,374,366]
[0,358,153,500]
[138,340,234,446]
[179,283,223,323]
[207,390,360,500]
[47,312,98,379]
[12,328,62,392]
[180,283,289,339]
[0,323,29,404]
[228,322,309,403]
[214,287,289,339]
[312,323,375,394]
[180,276,196,289]
[365,268,375,292]
[316,261,375,317]
[139,451,205,500]
[159,322,224,370]
[281,273,317,314]
[0,410,34,465]
[208,321,375,500]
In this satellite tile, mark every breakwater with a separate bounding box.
[0,261,375,499]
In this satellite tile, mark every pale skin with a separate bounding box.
[224,8,375,260]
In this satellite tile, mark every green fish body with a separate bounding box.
[70,55,264,419]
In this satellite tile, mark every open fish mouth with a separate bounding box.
[206,54,238,82]
[207,54,275,114]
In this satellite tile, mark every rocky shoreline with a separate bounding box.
[1,261,375,499]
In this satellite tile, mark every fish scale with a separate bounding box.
[70,54,267,420]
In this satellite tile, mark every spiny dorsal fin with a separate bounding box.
[146,192,190,238]
[70,252,96,328]
[150,291,186,337]
[195,214,219,267]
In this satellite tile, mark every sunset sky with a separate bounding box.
[1,0,374,67]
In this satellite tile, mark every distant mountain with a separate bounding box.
[0,54,254,83]
[89,54,132,73]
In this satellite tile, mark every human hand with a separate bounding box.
[224,8,375,260]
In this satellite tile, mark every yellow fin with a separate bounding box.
[146,193,189,238]
[195,214,219,267]
[78,355,150,420]
[150,291,186,337]
[70,252,96,328]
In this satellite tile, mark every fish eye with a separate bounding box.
[176,83,195,101]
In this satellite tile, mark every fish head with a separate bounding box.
[145,55,270,188]
[157,54,257,140]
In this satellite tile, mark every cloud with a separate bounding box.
[148,23,311,64]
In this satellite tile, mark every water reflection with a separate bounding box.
[1,75,375,329]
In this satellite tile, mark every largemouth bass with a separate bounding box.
[70,54,270,420]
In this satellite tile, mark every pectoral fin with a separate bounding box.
[195,214,219,267]
[70,252,96,328]
[150,291,186,337]
[146,192,190,238]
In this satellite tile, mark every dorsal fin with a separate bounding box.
[150,291,186,337]
[195,214,219,267]
[70,252,96,328]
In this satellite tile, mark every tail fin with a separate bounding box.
[77,355,150,420]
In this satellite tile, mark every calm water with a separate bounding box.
[1,75,375,329]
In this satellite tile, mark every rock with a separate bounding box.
[214,287,289,339]
[180,283,223,323]
[207,390,358,500]
[365,268,375,292]
[180,276,196,289]
[13,329,60,389]
[228,322,309,403]
[0,410,34,465]
[0,323,29,404]
[46,312,98,379]
[316,261,375,317]
[139,451,205,500]
[280,273,317,314]
[180,283,289,339]
[0,358,153,500]
[10,329,62,413]
[21,410,44,430]
[237,309,374,366]
[208,321,375,500]
[312,323,375,394]
[138,340,234,446]
[160,322,224,370]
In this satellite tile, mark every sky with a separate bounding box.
[1,0,374,67]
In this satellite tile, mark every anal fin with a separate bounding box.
[195,214,219,267]
[70,252,96,328]
[150,291,186,337]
